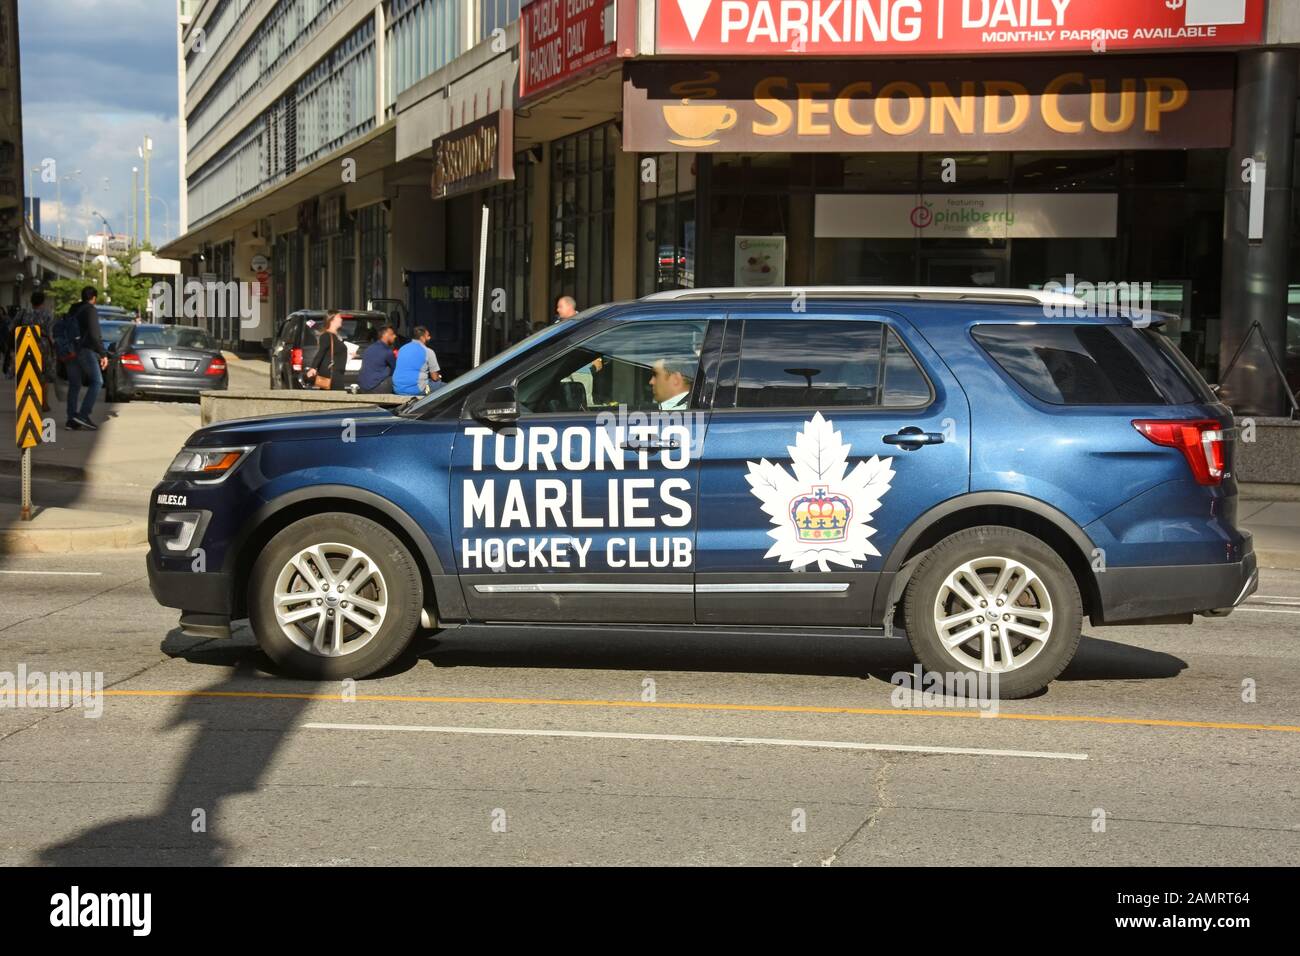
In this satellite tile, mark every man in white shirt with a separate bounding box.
[650,357,692,410]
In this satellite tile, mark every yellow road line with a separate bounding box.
[9,688,1297,734]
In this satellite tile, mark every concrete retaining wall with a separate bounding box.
[1235,416,1300,485]
[201,389,408,426]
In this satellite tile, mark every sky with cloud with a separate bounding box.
[19,0,181,246]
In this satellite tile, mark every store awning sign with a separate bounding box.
[431,111,515,200]
[623,57,1233,152]
[521,0,617,99]
[814,193,1118,239]
[658,0,1264,56]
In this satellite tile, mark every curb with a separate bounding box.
[0,512,149,554]
[1254,549,1300,572]
[0,457,89,483]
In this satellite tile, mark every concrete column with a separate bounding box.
[373,3,387,124]
[1219,48,1298,416]
[613,134,637,301]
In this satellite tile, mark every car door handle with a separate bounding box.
[621,438,680,452]
[883,427,945,449]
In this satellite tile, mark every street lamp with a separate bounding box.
[131,166,139,248]
[91,210,115,289]
[138,136,154,246]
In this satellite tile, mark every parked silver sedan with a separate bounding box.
[105,324,228,402]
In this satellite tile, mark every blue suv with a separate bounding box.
[147,288,1257,698]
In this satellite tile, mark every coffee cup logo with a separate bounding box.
[663,72,734,148]
[663,99,738,148]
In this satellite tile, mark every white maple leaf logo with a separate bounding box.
[744,412,895,572]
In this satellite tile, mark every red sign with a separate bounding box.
[521,0,617,99]
[657,0,1265,56]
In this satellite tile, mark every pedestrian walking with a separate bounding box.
[64,286,109,430]
[305,313,345,390]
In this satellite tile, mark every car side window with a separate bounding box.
[516,320,707,415]
[733,319,930,409]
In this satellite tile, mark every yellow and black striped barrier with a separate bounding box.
[15,325,43,450]
[14,325,43,521]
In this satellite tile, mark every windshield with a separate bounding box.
[133,326,217,350]
[397,319,577,417]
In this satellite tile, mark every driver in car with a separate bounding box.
[650,357,693,411]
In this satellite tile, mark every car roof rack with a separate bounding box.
[641,286,1086,307]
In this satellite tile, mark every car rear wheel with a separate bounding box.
[249,513,423,679]
[903,526,1082,699]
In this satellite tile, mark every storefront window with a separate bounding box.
[309,236,327,310]
[485,153,533,356]
[551,123,616,312]
[638,153,697,295]
[272,233,289,324]
[332,215,355,310]
[358,203,388,303]
[286,231,305,314]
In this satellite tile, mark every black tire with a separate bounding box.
[248,512,423,679]
[902,525,1082,699]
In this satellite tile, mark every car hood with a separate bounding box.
[186,406,401,447]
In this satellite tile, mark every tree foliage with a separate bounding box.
[45,254,154,316]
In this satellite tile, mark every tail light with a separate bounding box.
[205,358,227,376]
[120,353,144,372]
[1132,419,1226,486]
[290,347,303,371]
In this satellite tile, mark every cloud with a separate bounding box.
[19,0,179,242]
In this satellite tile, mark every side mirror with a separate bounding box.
[469,385,520,426]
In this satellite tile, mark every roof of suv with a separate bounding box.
[643,286,1085,307]
[639,286,1170,326]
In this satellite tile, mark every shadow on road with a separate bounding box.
[38,629,321,866]
[410,625,1186,687]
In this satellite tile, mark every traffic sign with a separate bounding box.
[14,326,42,450]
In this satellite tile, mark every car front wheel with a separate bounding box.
[902,526,1082,699]
[249,513,423,679]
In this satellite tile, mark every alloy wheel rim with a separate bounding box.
[272,543,388,657]
[932,555,1053,674]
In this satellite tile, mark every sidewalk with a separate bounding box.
[1238,495,1300,570]
[0,380,199,486]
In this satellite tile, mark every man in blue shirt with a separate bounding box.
[393,326,442,396]
[358,325,398,393]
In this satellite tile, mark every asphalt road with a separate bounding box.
[0,548,1296,866]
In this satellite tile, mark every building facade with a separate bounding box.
[163,0,1300,414]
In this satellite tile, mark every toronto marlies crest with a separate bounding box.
[744,412,895,572]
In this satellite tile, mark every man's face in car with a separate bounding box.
[650,360,688,404]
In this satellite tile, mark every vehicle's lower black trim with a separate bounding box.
[148,550,233,615]
[1093,543,1257,624]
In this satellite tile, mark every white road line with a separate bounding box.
[302,721,1088,761]
[1236,606,1300,615]
[0,570,104,577]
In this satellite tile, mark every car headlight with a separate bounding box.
[165,446,253,483]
